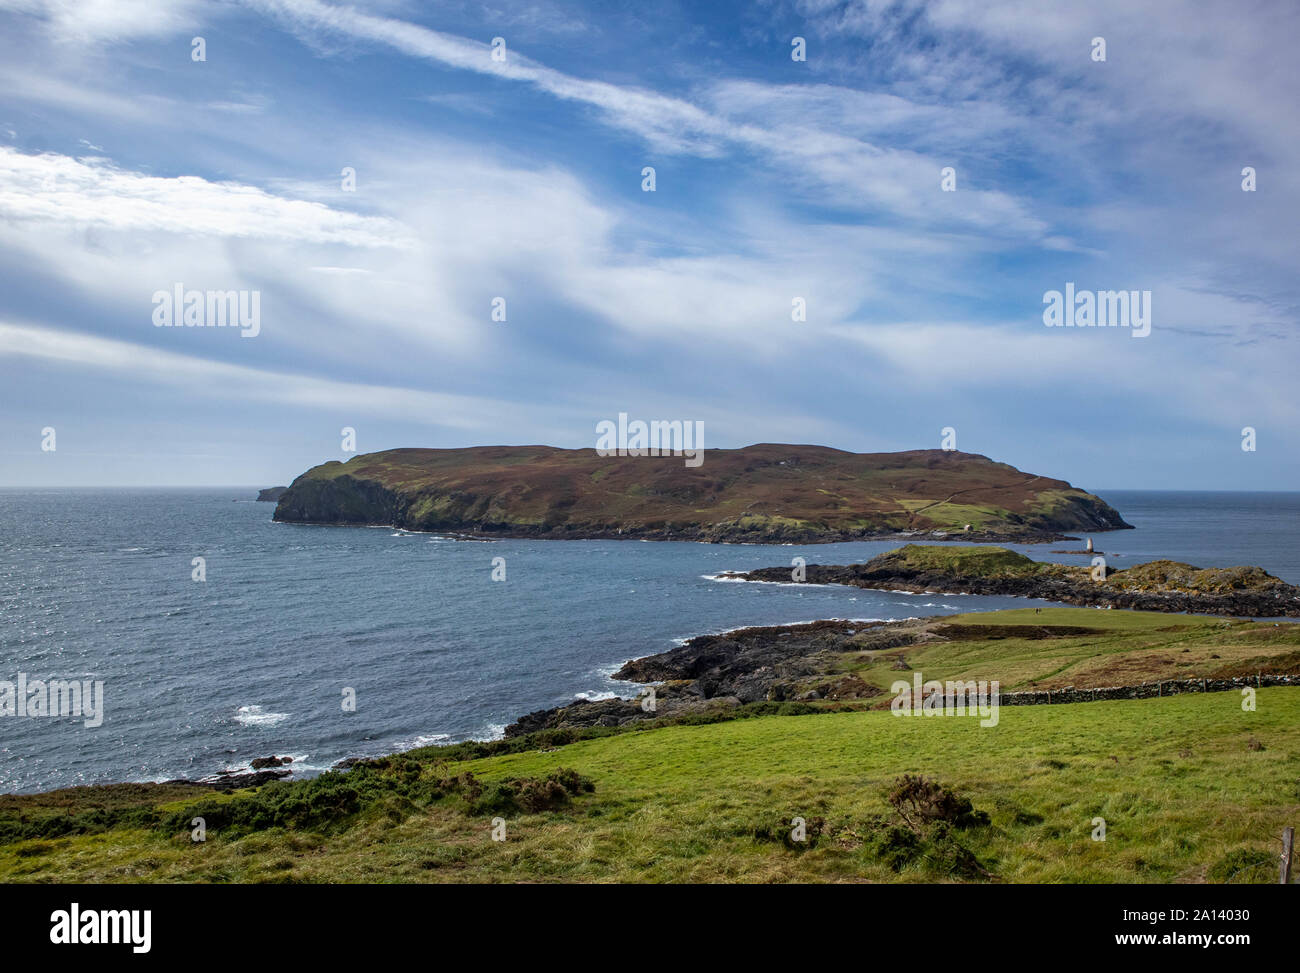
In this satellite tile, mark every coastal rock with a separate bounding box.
[732,545,1300,618]
[256,486,288,502]
[196,769,291,790]
[503,687,733,737]
[612,619,862,702]
[508,618,931,735]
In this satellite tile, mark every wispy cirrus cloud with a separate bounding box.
[0,0,209,42]
[0,319,526,429]
[252,0,1053,239]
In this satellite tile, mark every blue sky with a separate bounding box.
[0,0,1295,490]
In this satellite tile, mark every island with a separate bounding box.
[256,486,288,502]
[725,544,1300,617]
[272,444,1132,543]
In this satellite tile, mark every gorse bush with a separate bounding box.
[886,774,991,830]
[864,776,992,879]
[0,756,596,846]
[749,814,827,850]
[0,805,163,845]
[468,768,595,816]
[161,758,595,837]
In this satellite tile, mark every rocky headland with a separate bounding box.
[728,545,1300,618]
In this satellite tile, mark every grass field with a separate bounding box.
[2,607,1295,884]
[833,606,1300,694]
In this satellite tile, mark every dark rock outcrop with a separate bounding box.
[174,769,292,791]
[249,755,290,769]
[504,619,923,736]
[733,546,1300,618]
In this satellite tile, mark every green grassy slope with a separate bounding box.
[829,606,1300,694]
[1,609,1294,885]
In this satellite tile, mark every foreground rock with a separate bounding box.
[505,619,907,736]
[166,769,291,791]
[249,755,293,769]
[504,688,735,736]
[273,444,1131,543]
[162,756,295,790]
[729,545,1300,618]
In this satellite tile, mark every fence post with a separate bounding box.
[1282,827,1294,885]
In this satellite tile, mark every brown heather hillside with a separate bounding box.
[273,444,1130,543]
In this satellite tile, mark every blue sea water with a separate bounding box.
[0,488,1296,793]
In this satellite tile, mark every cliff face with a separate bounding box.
[273,444,1132,543]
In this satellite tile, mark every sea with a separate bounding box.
[1,488,1297,793]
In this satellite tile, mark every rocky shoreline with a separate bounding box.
[58,547,1300,789]
[507,619,866,735]
[272,518,1091,546]
[501,598,1300,736]
[158,755,296,791]
[729,546,1300,618]
[129,544,1300,786]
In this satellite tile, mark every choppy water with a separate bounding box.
[0,488,1295,793]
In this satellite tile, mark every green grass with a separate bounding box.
[4,608,1296,884]
[885,543,1048,576]
[832,606,1300,693]
[2,681,1295,883]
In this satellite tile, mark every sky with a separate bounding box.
[0,0,1295,491]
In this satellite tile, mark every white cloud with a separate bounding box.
[252,0,1056,240]
[0,0,207,42]
[0,319,524,428]
[0,147,408,246]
